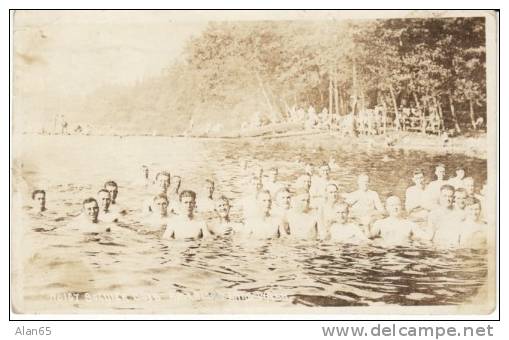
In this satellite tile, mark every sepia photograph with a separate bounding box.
[10,9,498,316]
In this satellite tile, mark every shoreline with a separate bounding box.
[17,131,488,160]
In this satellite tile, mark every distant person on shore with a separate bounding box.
[370,196,425,246]
[317,183,342,239]
[243,190,281,240]
[207,196,241,237]
[424,164,447,209]
[405,168,428,220]
[286,189,318,240]
[329,202,368,244]
[310,163,331,205]
[448,166,466,189]
[162,190,206,240]
[345,174,384,226]
[197,179,216,217]
[97,189,119,223]
[104,181,127,215]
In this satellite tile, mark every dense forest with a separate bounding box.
[79,17,486,135]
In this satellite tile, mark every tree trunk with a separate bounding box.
[255,71,276,122]
[448,94,461,133]
[333,69,339,116]
[381,96,388,134]
[318,86,324,109]
[339,89,344,116]
[469,99,477,130]
[389,84,400,130]
[438,99,445,131]
[328,74,333,115]
[412,92,421,110]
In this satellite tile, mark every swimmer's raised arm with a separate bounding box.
[373,192,384,212]
[409,224,430,241]
[369,221,381,238]
[162,226,174,240]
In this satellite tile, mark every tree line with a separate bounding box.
[82,17,486,135]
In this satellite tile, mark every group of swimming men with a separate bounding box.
[27,161,488,248]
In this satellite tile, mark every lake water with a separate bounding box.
[12,135,489,313]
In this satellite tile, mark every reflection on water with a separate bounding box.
[15,135,488,312]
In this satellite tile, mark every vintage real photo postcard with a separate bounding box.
[10,10,498,315]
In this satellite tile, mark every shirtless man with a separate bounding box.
[197,179,216,216]
[207,196,241,237]
[162,190,206,240]
[329,202,368,244]
[450,188,468,224]
[168,175,181,198]
[428,184,455,228]
[310,163,330,201]
[463,177,475,198]
[424,164,447,209]
[272,187,292,236]
[271,187,292,220]
[97,189,119,223]
[104,180,127,215]
[476,180,487,222]
[241,175,264,219]
[31,189,47,213]
[69,198,110,234]
[286,189,318,239]
[448,166,466,189]
[317,183,342,238]
[460,198,488,249]
[345,174,384,226]
[294,174,312,193]
[26,189,59,230]
[428,185,458,246]
[153,171,171,194]
[81,198,100,225]
[405,168,428,219]
[167,175,182,212]
[145,171,171,213]
[141,165,150,187]
[371,196,425,246]
[243,190,281,240]
[142,194,172,234]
